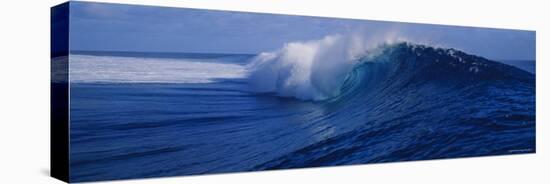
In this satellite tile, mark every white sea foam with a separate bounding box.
[69,55,247,84]
[246,34,401,101]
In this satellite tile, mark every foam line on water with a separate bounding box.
[69,54,247,84]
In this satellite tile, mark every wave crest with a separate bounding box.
[246,34,367,100]
[246,35,534,101]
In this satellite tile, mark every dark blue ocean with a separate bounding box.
[68,43,535,182]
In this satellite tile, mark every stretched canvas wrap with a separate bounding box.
[51,1,536,183]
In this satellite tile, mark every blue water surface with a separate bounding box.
[69,44,535,182]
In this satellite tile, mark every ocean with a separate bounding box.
[67,43,535,182]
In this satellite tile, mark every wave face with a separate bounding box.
[336,42,535,103]
[250,42,535,169]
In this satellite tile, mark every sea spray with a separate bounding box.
[246,34,367,101]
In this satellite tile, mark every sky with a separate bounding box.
[69,1,536,60]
